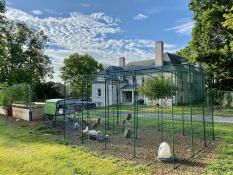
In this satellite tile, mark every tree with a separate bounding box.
[1,23,53,85]
[223,7,233,51]
[34,81,64,101]
[0,0,5,14]
[0,1,53,86]
[61,53,103,98]
[176,42,197,63]
[178,0,233,90]
[138,76,177,107]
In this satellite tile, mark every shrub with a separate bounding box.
[0,83,29,107]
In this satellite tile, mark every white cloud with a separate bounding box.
[5,7,178,82]
[31,10,43,16]
[6,1,12,6]
[44,9,63,16]
[165,20,194,35]
[133,13,148,20]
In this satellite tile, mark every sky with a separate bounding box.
[5,0,194,82]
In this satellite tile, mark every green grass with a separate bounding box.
[97,104,233,117]
[207,123,233,175]
[0,116,151,175]
[0,114,232,175]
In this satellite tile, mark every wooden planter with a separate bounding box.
[12,103,45,121]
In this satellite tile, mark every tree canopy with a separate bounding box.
[0,1,53,86]
[178,0,233,90]
[61,53,103,98]
[138,76,177,101]
[223,6,233,51]
[0,0,5,14]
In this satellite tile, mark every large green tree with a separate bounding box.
[178,0,233,90]
[138,76,177,107]
[1,23,53,85]
[223,6,233,50]
[0,0,5,14]
[61,53,103,98]
[0,1,53,86]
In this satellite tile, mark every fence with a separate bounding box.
[61,64,214,170]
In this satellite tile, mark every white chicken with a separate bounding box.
[74,122,80,129]
[82,126,89,134]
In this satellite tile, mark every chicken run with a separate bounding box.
[54,64,215,170]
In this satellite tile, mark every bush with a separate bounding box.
[0,83,29,107]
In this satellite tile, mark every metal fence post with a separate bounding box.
[161,68,164,142]
[211,81,215,141]
[104,77,107,149]
[63,80,67,140]
[171,69,175,169]
[81,78,84,144]
[133,73,136,158]
[116,81,119,124]
[202,71,207,147]
[181,73,185,136]
[189,65,194,156]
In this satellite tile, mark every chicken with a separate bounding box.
[90,118,101,129]
[74,122,80,129]
[121,120,129,129]
[126,113,132,121]
[124,126,131,138]
[82,126,89,134]
[121,114,131,128]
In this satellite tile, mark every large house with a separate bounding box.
[92,41,203,107]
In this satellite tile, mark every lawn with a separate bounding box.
[0,115,232,175]
[207,123,233,175]
[0,116,151,175]
[97,104,233,117]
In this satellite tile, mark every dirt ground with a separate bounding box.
[66,125,220,175]
[50,119,220,175]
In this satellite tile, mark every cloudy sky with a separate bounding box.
[5,0,194,82]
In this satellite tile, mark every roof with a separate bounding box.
[93,52,187,82]
[121,84,134,90]
[125,52,186,69]
[46,99,63,103]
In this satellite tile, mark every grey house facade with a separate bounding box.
[92,41,203,107]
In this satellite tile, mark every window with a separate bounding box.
[97,88,101,97]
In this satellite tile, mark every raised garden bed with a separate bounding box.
[11,103,45,121]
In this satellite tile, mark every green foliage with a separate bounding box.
[61,53,103,98]
[138,76,177,101]
[176,42,196,63]
[223,6,233,51]
[0,83,29,107]
[34,81,64,101]
[0,23,53,85]
[0,4,53,86]
[211,89,224,109]
[179,0,233,90]
[0,0,5,14]
[223,7,233,31]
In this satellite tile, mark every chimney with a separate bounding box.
[119,57,126,67]
[155,41,164,67]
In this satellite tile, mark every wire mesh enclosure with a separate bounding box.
[62,64,214,169]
